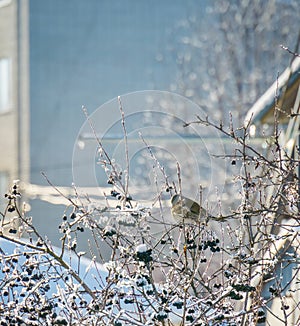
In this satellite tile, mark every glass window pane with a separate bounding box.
[0,0,12,8]
[0,58,12,112]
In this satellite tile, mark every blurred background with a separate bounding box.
[0,0,299,251]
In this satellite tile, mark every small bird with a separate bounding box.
[171,194,208,224]
[171,194,224,224]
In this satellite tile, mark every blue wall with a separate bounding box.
[28,0,206,250]
[29,0,202,186]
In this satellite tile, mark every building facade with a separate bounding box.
[0,0,204,242]
[0,0,30,211]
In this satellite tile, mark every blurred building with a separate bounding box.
[0,0,206,245]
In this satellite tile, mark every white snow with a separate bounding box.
[135,243,148,253]
[245,57,300,126]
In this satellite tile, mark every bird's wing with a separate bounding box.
[189,200,200,215]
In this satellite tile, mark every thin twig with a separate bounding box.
[118,96,130,201]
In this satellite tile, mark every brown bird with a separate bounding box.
[171,194,208,224]
[171,194,224,224]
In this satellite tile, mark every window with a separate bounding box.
[0,58,12,112]
[0,0,12,8]
[0,171,8,211]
